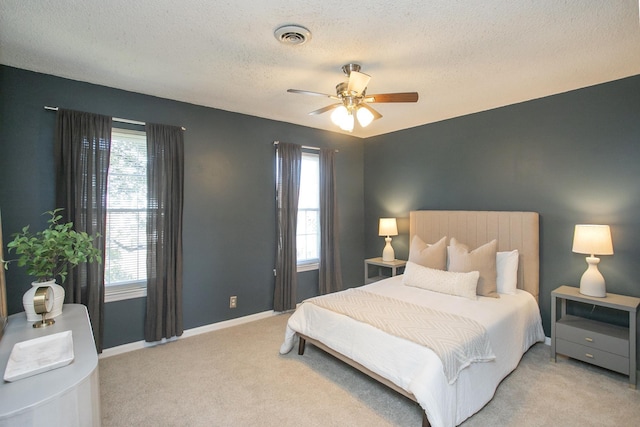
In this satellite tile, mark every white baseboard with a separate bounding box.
[99,310,277,359]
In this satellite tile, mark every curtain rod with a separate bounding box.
[273,141,338,152]
[44,106,186,131]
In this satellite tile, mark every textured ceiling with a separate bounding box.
[1,0,639,138]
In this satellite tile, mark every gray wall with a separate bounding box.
[363,74,640,337]
[3,64,639,350]
[0,65,365,348]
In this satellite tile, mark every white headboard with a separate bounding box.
[409,210,540,302]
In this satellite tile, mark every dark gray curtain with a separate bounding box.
[274,143,301,311]
[55,109,112,353]
[144,123,184,342]
[319,148,343,294]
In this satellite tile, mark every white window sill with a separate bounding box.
[105,282,147,303]
[297,262,319,272]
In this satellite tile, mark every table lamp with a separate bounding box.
[572,224,613,297]
[379,218,398,262]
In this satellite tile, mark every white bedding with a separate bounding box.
[280,275,545,427]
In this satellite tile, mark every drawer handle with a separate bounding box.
[585,353,594,358]
[584,337,593,342]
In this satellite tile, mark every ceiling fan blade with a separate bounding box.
[347,71,371,95]
[359,104,383,121]
[365,92,419,103]
[287,89,340,100]
[308,103,342,115]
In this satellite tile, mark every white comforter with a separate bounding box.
[280,275,545,427]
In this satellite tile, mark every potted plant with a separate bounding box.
[1,209,102,321]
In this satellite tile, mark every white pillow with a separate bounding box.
[402,261,479,300]
[496,250,519,295]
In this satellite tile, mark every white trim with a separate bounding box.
[105,285,147,303]
[297,262,319,272]
[99,310,277,358]
[180,310,275,338]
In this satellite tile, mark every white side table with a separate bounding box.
[0,304,101,426]
[364,257,407,284]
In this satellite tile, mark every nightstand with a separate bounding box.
[364,257,406,284]
[551,285,640,389]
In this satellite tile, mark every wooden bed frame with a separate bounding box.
[298,210,540,427]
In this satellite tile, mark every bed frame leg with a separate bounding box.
[298,337,306,355]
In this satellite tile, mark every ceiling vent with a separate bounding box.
[274,25,311,46]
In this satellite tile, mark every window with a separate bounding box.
[297,152,320,270]
[104,128,148,302]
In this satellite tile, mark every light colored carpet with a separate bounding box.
[100,313,640,426]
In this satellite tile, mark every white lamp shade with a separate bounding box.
[356,106,374,128]
[330,106,347,126]
[378,218,398,236]
[572,224,613,256]
[340,113,354,132]
[330,106,354,132]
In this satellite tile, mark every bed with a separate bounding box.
[280,210,545,427]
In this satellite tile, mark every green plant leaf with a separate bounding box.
[4,208,102,282]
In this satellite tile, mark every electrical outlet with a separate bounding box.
[229,296,237,308]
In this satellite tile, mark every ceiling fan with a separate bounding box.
[287,63,419,132]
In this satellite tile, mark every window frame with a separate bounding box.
[104,127,148,303]
[296,151,320,272]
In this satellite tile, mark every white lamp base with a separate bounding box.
[382,236,395,262]
[579,256,606,298]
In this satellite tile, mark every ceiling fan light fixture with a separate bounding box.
[331,105,348,125]
[356,106,374,128]
[331,106,354,132]
[287,63,418,133]
[341,113,354,132]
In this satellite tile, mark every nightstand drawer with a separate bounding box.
[556,316,629,357]
[556,339,629,375]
